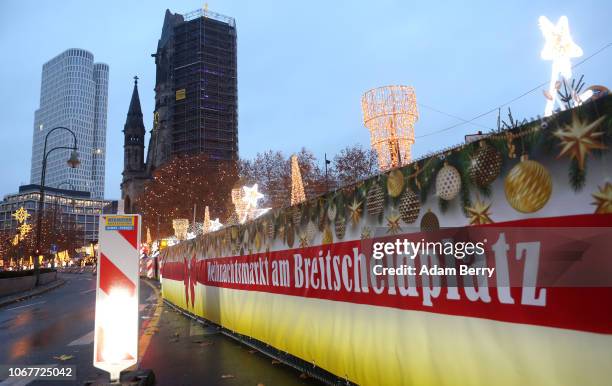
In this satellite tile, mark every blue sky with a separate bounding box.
[0,0,610,199]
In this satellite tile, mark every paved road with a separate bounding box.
[0,274,323,385]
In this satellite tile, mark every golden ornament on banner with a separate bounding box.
[504,155,552,213]
[554,115,606,170]
[591,182,612,214]
[386,170,405,197]
[322,226,333,245]
[420,209,440,232]
[466,197,494,225]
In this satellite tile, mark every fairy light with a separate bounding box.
[290,155,306,205]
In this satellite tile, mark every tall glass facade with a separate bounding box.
[30,49,109,199]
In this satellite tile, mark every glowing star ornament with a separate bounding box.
[12,207,30,224]
[539,16,584,116]
[202,206,211,234]
[243,184,264,209]
[209,218,223,232]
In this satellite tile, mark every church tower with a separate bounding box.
[121,76,148,213]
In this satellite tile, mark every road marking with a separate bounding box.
[80,288,96,294]
[0,364,57,386]
[5,301,46,311]
[68,330,94,346]
[138,281,163,362]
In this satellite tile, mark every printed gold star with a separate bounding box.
[12,207,30,224]
[466,198,494,225]
[554,115,606,170]
[348,199,363,225]
[386,213,402,235]
[360,226,372,240]
[298,233,309,248]
[592,182,612,214]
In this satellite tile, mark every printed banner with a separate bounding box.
[161,100,612,385]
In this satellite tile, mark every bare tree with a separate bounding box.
[333,144,378,186]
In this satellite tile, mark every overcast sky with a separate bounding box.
[0,0,610,199]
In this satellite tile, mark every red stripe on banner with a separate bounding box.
[117,217,138,249]
[99,253,136,297]
[161,213,612,334]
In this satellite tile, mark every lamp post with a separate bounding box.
[34,126,80,286]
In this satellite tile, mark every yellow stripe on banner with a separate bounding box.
[161,278,612,386]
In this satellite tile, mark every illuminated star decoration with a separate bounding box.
[209,218,223,232]
[386,213,402,235]
[18,223,32,239]
[243,184,264,209]
[348,199,363,225]
[466,197,494,225]
[539,16,584,116]
[238,184,271,223]
[12,207,30,224]
[554,115,606,170]
[592,182,612,214]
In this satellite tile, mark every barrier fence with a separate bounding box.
[160,97,612,385]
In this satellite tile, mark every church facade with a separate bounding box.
[121,8,238,213]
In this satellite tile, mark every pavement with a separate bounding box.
[0,273,324,386]
[0,279,66,309]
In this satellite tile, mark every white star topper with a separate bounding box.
[209,218,223,232]
[242,184,264,209]
[539,16,584,116]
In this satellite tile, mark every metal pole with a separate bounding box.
[33,127,78,286]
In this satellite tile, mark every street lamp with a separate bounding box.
[34,126,79,286]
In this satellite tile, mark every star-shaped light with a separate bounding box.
[209,218,223,232]
[592,182,612,214]
[554,115,606,170]
[242,184,264,209]
[466,198,493,225]
[539,16,583,78]
[18,223,32,239]
[12,207,30,224]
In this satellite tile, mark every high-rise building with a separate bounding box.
[148,8,238,170]
[30,48,109,199]
[122,8,238,212]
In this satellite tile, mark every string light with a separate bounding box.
[290,155,306,205]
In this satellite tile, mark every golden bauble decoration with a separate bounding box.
[469,141,502,187]
[254,232,262,251]
[398,188,420,224]
[367,182,385,216]
[436,163,461,200]
[592,182,612,214]
[386,169,405,198]
[420,209,440,232]
[504,155,552,213]
[322,226,333,244]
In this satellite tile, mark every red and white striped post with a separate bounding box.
[146,258,154,279]
[93,214,141,382]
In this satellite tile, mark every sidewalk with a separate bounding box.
[0,278,66,308]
